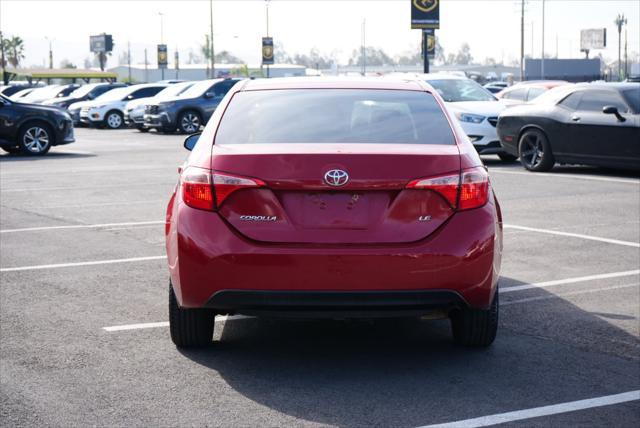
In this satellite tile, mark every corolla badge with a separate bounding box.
[324,169,349,187]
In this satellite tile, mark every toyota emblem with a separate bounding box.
[324,169,349,187]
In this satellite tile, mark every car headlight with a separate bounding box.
[456,112,486,124]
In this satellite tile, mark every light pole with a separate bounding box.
[614,14,626,81]
[265,0,270,78]
[520,0,524,81]
[45,36,54,69]
[209,0,215,78]
[540,0,545,79]
[159,12,165,80]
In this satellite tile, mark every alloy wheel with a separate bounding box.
[107,113,123,129]
[181,113,200,133]
[520,133,545,169]
[22,126,50,154]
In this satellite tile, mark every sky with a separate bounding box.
[1,0,639,69]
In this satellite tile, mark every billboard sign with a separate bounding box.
[90,34,113,53]
[424,29,436,59]
[411,0,440,29]
[157,44,168,69]
[262,37,274,65]
[580,28,606,51]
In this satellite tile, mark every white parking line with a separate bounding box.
[490,169,640,185]
[504,224,640,248]
[103,315,252,332]
[420,390,640,428]
[0,256,165,273]
[0,220,164,234]
[500,270,640,293]
[502,283,639,305]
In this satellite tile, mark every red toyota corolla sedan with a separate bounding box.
[165,77,503,348]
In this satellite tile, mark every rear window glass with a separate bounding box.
[622,88,640,113]
[215,89,455,145]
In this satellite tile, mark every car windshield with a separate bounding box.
[156,82,194,99]
[622,88,640,113]
[215,89,455,145]
[178,80,214,98]
[68,84,99,98]
[426,79,496,102]
[94,87,132,102]
[21,85,61,100]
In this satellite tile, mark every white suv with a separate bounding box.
[72,84,166,129]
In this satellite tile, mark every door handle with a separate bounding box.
[571,115,581,122]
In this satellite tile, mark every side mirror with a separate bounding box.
[183,133,201,151]
[204,92,214,99]
[603,105,626,122]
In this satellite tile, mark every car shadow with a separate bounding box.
[0,152,96,161]
[177,277,640,427]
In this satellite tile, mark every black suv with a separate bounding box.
[0,94,74,156]
[42,82,126,109]
[144,78,241,133]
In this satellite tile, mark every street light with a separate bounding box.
[45,36,54,69]
[614,14,627,81]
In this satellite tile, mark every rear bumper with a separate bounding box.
[206,289,466,318]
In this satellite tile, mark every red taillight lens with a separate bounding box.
[181,166,214,211]
[212,172,266,206]
[406,173,460,208]
[406,166,489,211]
[458,167,489,210]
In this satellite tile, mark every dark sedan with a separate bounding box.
[0,94,74,155]
[144,78,241,133]
[497,83,640,171]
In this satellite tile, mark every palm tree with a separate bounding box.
[5,36,25,68]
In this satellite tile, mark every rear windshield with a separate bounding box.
[622,88,640,113]
[215,89,455,145]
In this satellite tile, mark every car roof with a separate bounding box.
[242,76,426,91]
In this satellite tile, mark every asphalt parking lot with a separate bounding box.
[1,128,639,427]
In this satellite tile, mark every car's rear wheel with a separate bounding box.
[169,283,215,348]
[178,110,201,134]
[450,291,498,347]
[105,110,124,129]
[18,123,53,156]
[518,129,554,172]
[497,152,518,162]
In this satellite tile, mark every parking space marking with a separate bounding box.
[489,169,640,185]
[500,270,640,293]
[0,220,164,234]
[502,283,639,306]
[504,224,640,248]
[0,256,165,273]
[420,390,640,428]
[103,315,252,332]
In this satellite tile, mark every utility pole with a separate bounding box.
[541,0,545,79]
[0,31,6,85]
[615,14,626,81]
[520,0,524,81]
[266,0,270,78]
[144,48,148,82]
[624,23,628,79]
[127,41,131,82]
[45,37,54,69]
[209,0,215,78]
[361,19,366,75]
[159,12,165,80]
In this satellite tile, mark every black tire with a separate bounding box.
[169,283,215,348]
[104,110,124,129]
[451,291,498,347]
[177,110,202,134]
[518,128,555,172]
[497,152,518,162]
[1,146,21,154]
[18,122,53,156]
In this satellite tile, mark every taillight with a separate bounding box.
[406,166,489,211]
[181,169,266,210]
[212,172,266,206]
[458,167,489,210]
[181,166,214,211]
